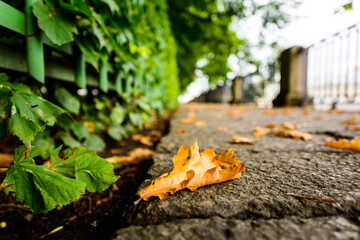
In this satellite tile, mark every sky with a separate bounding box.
[178,0,360,103]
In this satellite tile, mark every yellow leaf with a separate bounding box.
[138,140,245,201]
[340,114,357,125]
[273,129,314,141]
[231,136,257,144]
[325,137,360,152]
[106,148,154,165]
[254,126,270,138]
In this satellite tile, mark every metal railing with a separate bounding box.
[307,23,360,106]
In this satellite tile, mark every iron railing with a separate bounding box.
[307,23,360,106]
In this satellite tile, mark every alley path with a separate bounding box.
[113,103,360,240]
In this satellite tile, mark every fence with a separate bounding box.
[0,1,118,92]
[307,23,360,107]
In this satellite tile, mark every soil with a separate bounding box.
[0,116,170,240]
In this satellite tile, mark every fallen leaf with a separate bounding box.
[137,140,245,201]
[322,137,332,142]
[110,149,122,154]
[180,113,197,124]
[195,121,207,127]
[232,136,257,145]
[106,148,154,164]
[132,134,153,147]
[218,126,227,132]
[345,125,360,131]
[325,137,360,152]
[228,111,239,117]
[84,121,95,133]
[177,129,186,134]
[295,195,336,203]
[340,114,357,125]
[264,109,276,115]
[274,130,314,141]
[254,126,270,138]
[267,123,297,130]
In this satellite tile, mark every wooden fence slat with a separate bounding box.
[0,1,25,34]
[100,63,108,92]
[75,52,86,89]
[25,0,44,83]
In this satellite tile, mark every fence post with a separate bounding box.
[273,46,308,106]
[25,0,44,83]
[232,76,244,103]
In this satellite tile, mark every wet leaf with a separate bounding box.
[137,140,245,201]
[325,137,360,152]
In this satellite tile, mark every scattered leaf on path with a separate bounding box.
[254,126,270,138]
[295,195,336,203]
[177,129,186,134]
[322,137,332,142]
[232,136,257,145]
[137,140,245,201]
[325,137,360,152]
[195,121,207,127]
[340,114,357,125]
[267,123,297,130]
[218,126,227,132]
[180,113,197,124]
[274,129,314,141]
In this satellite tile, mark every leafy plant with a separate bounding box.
[0,76,118,212]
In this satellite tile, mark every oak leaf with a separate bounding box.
[232,136,257,144]
[325,137,360,152]
[137,140,245,201]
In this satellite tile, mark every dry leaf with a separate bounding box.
[218,126,227,132]
[195,121,207,127]
[137,140,245,201]
[267,123,297,130]
[325,137,360,152]
[274,130,314,141]
[177,129,186,134]
[106,148,154,164]
[228,111,239,117]
[340,114,357,125]
[132,134,153,147]
[346,126,360,131]
[232,136,257,145]
[264,109,276,115]
[181,113,197,124]
[322,137,332,142]
[295,195,336,203]
[84,121,95,133]
[254,126,270,138]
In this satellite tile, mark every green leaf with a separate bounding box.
[32,130,56,159]
[50,145,63,165]
[2,157,85,212]
[83,134,106,152]
[70,122,89,140]
[107,124,129,141]
[100,0,120,14]
[33,0,77,45]
[54,88,80,115]
[58,132,82,148]
[110,106,125,124]
[129,112,143,128]
[28,146,47,158]
[4,85,66,147]
[51,147,119,192]
[8,112,42,147]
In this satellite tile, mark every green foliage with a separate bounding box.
[32,0,180,108]
[167,0,290,92]
[2,146,86,212]
[0,78,66,147]
[2,145,118,212]
[54,88,80,114]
